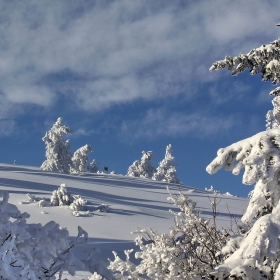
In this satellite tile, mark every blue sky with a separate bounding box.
[0,0,279,197]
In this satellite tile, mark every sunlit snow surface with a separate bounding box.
[0,164,248,279]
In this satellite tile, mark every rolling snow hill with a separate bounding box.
[0,164,249,279]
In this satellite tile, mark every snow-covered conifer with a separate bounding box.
[127,151,156,178]
[41,117,73,173]
[88,159,99,173]
[207,34,280,278]
[153,144,180,184]
[71,144,94,174]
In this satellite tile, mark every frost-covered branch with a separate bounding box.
[210,38,280,85]
[207,129,280,222]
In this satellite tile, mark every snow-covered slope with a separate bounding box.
[0,164,248,279]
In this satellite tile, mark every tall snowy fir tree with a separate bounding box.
[207,33,280,279]
[152,144,180,184]
[127,151,156,179]
[41,117,73,173]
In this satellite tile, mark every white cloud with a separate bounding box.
[0,0,278,113]
[120,108,239,140]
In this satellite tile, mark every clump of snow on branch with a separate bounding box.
[213,201,280,279]
[41,117,73,173]
[127,151,156,179]
[152,144,180,184]
[206,129,280,222]
[266,96,280,129]
[210,38,280,85]
[0,190,97,279]
[108,187,228,279]
[71,144,94,174]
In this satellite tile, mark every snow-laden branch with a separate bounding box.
[207,129,280,222]
[207,129,280,184]
[214,202,280,279]
[210,38,280,85]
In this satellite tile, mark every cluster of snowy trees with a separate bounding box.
[41,118,99,174]
[127,144,180,184]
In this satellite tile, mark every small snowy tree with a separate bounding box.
[71,144,94,174]
[88,159,99,173]
[207,33,280,278]
[41,117,73,173]
[127,151,156,179]
[108,188,228,279]
[153,144,180,184]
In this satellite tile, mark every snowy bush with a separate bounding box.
[71,144,94,174]
[0,190,95,279]
[152,144,180,184]
[51,183,73,206]
[127,151,156,179]
[108,187,228,279]
[41,117,73,173]
[69,195,87,211]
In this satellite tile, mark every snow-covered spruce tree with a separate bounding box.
[152,144,180,184]
[71,144,94,174]
[0,190,92,279]
[108,187,228,279]
[41,117,73,173]
[88,159,99,173]
[127,151,156,179]
[207,35,280,279]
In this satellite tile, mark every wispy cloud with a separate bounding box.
[0,0,278,116]
[120,108,240,140]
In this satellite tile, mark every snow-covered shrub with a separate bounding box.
[108,187,228,279]
[88,159,100,173]
[71,144,94,174]
[0,190,94,279]
[41,117,73,173]
[127,151,156,179]
[153,144,180,184]
[51,183,73,206]
[69,195,87,211]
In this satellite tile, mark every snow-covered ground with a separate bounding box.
[0,163,248,279]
